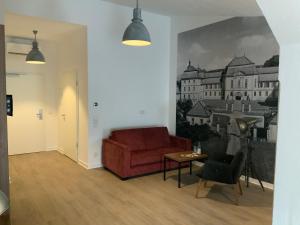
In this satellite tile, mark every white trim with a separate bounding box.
[240,175,274,190]
[193,161,205,167]
[78,159,89,169]
[78,160,102,170]
[88,163,102,170]
[46,147,58,151]
[57,148,65,155]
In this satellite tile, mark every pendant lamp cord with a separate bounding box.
[136,0,139,9]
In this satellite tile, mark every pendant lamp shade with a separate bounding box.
[26,30,46,64]
[122,0,151,47]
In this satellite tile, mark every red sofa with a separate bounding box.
[102,127,192,179]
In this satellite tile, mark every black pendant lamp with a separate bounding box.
[26,30,46,64]
[122,0,151,47]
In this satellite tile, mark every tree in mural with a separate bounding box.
[176,99,213,143]
[263,55,279,67]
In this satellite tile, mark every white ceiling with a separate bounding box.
[5,13,84,41]
[101,0,263,17]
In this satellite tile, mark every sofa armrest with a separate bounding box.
[170,135,192,151]
[102,139,132,178]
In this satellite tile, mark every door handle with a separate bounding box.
[61,114,66,121]
[36,109,43,120]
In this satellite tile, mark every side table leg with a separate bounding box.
[164,157,167,181]
[178,162,181,188]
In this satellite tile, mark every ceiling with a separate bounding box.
[5,13,84,41]
[101,0,263,17]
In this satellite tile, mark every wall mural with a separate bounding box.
[176,17,279,184]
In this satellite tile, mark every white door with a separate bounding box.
[7,74,45,155]
[58,71,78,162]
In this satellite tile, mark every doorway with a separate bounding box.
[7,74,46,155]
[3,12,88,225]
[58,71,79,162]
[4,13,87,164]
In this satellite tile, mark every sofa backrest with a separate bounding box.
[111,127,170,150]
[143,127,170,150]
[111,128,146,150]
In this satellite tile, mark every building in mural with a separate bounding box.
[180,56,279,104]
[178,56,279,143]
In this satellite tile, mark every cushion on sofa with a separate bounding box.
[111,129,146,150]
[143,127,171,150]
[131,149,163,167]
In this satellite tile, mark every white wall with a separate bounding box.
[0,0,3,25]
[255,1,300,224]
[4,0,171,168]
[168,15,230,134]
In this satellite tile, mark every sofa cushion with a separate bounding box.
[131,149,163,167]
[143,127,170,150]
[111,129,146,150]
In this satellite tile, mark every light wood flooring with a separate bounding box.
[9,151,273,225]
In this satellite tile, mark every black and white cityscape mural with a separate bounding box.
[176,17,279,183]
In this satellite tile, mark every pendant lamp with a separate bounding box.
[122,0,151,47]
[26,30,46,64]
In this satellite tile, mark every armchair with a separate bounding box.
[195,151,245,205]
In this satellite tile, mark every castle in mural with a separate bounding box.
[177,55,279,143]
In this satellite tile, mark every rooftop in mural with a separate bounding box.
[187,100,271,118]
[187,101,211,118]
[179,56,279,81]
[227,56,255,67]
[184,60,199,72]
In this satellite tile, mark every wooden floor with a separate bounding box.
[9,151,273,225]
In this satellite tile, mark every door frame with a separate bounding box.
[6,73,46,155]
[0,24,10,224]
[59,69,79,163]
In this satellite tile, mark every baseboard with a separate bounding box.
[77,160,102,170]
[88,162,102,169]
[240,175,274,190]
[47,147,58,151]
[193,161,205,167]
[56,148,64,155]
[78,160,89,169]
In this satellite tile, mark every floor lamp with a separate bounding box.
[236,118,265,191]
